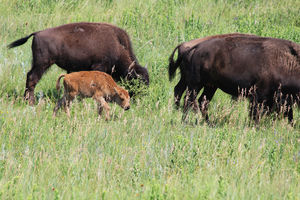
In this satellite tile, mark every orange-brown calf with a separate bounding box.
[53,71,130,120]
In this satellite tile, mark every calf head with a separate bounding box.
[113,87,131,110]
[127,61,149,85]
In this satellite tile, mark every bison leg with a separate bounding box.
[249,95,269,124]
[95,96,111,120]
[285,106,294,124]
[183,87,200,113]
[182,86,202,121]
[174,76,187,109]
[249,101,260,124]
[97,104,104,116]
[197,86,217,122]
[63,92,76,117]
[284,95,294,124]
[275,94,294,124]
[25,62,52,105]
[53,95,65,117]
[53,92,74,118]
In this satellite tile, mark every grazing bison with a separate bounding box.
[169,34,300,123]
[8,22,149,105]
[53,71,130,120]
[168,33,257,108]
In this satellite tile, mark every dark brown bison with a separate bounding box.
[168,33,257,108]
[8,22,149,105]
[169,34,300,123]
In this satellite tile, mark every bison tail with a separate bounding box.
[7,32,36,49]
[56,74,65,91]
[168,45,182,81]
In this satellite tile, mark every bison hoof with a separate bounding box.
[24,95,35,105]
[24,90,35,105]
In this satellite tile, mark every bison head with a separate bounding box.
[113,87,131,110]
[127,61,149,85]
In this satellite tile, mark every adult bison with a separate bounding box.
[169,34,300,123]
[168,33,257,108]
[8,22,149,105]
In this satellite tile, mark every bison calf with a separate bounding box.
[53,71,130,120]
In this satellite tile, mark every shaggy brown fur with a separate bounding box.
[53,71,130,120]
[8,22,149,105]
[168,33,257,108]
[171,34,300,123]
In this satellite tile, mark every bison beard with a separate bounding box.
[8,22,149,105]
[169,34,300,124]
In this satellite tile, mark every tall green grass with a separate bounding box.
[0,0,299,199]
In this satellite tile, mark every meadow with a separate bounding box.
[0,0,300,199]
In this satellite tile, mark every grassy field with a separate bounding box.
[1,0,300,199]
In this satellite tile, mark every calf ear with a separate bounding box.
[113,87,119,95]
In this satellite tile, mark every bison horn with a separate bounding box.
[133,69,139,77]
[111,65,116,74]
[128,61,135,71]
[145,63,148,69]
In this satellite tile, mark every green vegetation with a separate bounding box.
[0,0,299,199]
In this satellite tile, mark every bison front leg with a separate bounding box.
[275,94,294,124]
[95,96,111,120]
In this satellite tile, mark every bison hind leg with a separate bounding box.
[53,95,66,117]
[174,77,187,109]
[64,94,75,117]
[25,56,53,105]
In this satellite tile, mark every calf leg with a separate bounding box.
[53,95,66,117]
[97,104,104,116]
[64,93,75,117]
[52,92,75,117]
[94,96,111,120]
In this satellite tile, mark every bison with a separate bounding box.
[8,22,149,105]
[168,33,258,108]
[169,34,300,124]
[53,71,130,120]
